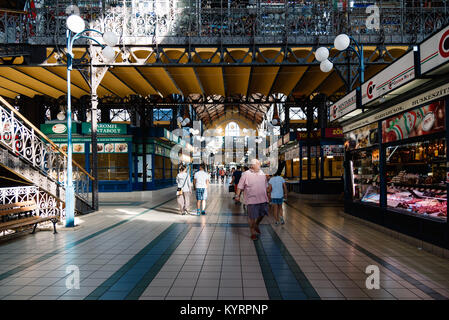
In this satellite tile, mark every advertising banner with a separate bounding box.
[329,90,357,121]
[343,82,449,133]
[420,25,449,74]
[382,100,446,143]
[344,122,379,150]
[361,51,415,105]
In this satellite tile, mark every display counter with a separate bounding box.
[343,95,449,248]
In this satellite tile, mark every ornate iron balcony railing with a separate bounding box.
[0,97,93,206]
[1,1,448,45]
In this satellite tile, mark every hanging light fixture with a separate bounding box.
[271,104,280,126]
[57,111,66,121]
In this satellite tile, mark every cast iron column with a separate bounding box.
[90,73,99,211]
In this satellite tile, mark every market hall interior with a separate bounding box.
[1,0,449,301]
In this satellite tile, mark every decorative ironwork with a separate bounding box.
[0,185,64,219]
[0,101,91,205]
[1,1,448,45]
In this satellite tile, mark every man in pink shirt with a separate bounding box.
[235,159,268,241]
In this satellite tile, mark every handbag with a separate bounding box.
[177,170,189,196]
[228,184,235,193]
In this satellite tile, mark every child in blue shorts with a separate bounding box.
[267,172,288,225]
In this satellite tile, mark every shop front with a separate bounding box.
[279,130,344,194]
[42,122,133,192]
[298,129,344,194]
[336,24,449,248]
[132,127,178,191]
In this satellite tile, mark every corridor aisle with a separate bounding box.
[0,184,449,300]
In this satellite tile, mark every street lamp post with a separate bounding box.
[315,33,365,92]
[65,14,118,227]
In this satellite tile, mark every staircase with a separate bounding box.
[0,96,95,221]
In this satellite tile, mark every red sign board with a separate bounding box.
[325,128,344,138]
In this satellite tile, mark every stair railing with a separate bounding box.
[0,96,94,208]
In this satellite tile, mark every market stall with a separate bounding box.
[42,121,133,192]
[334,24,449,247]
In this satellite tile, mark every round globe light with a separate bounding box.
[320,59,333,73]
[57,111,66,121]
[66,14,85,34]
[272,119,278,126]
[177,116,183,123]
[102,46,116,61]
[334,34,350,51]
[315,47,329,62]
[184,118,191,125]
[103,31,118,47]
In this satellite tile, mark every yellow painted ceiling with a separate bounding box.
[0,46,409,110]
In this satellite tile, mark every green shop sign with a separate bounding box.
[81,123,127,135]
[41,123,79,135]
[50,136,132,143]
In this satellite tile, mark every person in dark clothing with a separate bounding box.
[231,166,243,200]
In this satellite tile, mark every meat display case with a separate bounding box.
[385,139,447,221]
[350,148,380,204]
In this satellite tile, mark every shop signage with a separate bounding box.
[81,123,127,135]
[420,25,449,74]
[344,122,378,150]
[343,82,449,132]
[330,90,357,121]
[361,51,415,105]
[41,123,78,135]
[50,136,132,143]
[323,145,344,157]
[325,127,344,138]
[382,100,446,142]
[297,131,321,140]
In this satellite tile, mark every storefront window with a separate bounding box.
[350,149,380,204]
[285,160,292,178]
[154,155,164,180]
[164,157,172,179]
[324,156,344,179]
[94,153,129,181]
[292,158,299,177]
[386,139,447,221]
[323,145,344,179]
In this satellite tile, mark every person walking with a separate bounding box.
[176,164,192,215]
[230,166,243,201]
[267,171,288,225]
[235,159,268,241]
[219,168,225,183]
[194,163,210,216]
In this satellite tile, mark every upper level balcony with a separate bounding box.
[1,0,449,46]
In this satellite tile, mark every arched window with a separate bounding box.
[225,122,240,136]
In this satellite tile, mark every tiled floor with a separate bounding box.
[1,183,449,300]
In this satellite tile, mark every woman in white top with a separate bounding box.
[176,164,192,215]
